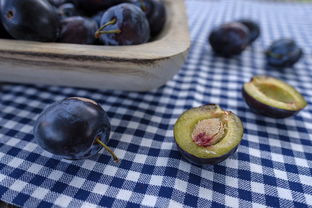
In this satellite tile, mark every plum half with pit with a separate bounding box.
[266,39,303,68]
[1,0,60,42]
[174,104,244,166]
[209,22,250,57]
[33,97,119,161]
[95,3,150,45]
[243,76,307,118]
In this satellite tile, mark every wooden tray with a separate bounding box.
[0,0,190,91]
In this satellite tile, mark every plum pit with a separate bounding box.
[192,118,225,147]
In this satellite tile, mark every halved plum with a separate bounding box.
[174,104,244,166]
[243,76,307,118]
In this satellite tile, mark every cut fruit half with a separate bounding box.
[243,75,307,118]
[174,104,244,165]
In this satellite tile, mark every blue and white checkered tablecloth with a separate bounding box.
[1,0,312,207]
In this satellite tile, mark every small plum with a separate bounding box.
[266,39,303,68]
[95,3,150,45]
[34,97,119,161]
[1,0,60,42]
[209,22,250,57]
[59,16,98,44]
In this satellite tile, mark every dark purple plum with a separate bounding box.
[131,0,166,36]
[59,16,98,44]
[243,76,307,118]
[92,11,106,27]
[58,3,79,19]
[209,22,249,57]
[70,0,128,16]
[1,0,60,42]
[0,2,12,38]
[33,97,119,161]
[95,3,150,45]
[0,23,10,38]
[174,104,244,166]
[0,12,11,39]
[237,19,260,44]
[266,39,303,68]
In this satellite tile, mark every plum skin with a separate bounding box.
[209,22,250,57]
[177,144,238,166]
[1,0,60,42]
[70,0,127,15]
[242,87,298,118]
[58,3,79,19]
[266,39,303,68]
[131,0,166,36]
[237,19,260,44]
[0,10,11,38]
[33,97,111,160]
[148,0,166,36]
[60,16,98,44]
[97,3,150,45]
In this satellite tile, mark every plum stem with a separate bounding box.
[95,18,121,38]
[96,137,120,163]
[95,29,121,38]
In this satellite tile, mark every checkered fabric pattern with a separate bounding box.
[1,0,312,207]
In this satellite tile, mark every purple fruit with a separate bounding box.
[0,1,11,38]
[34,97,119,161]
[59,16,98,44]
[209,22,250,57]
[48,0,68,7]
[0,13,11,38]
[242,76,307,118]
[237,19,260,44]
[58,3,79,18]
[95,3,150,45]
[131,0,166,36]
[92,10,106,27]
[0,23,10,38]
[1,0,60,42]
[265,39,303,68]
[70,0,128,16]
[174,104,244,166]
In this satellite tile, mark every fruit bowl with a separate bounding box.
[0,0,189,91]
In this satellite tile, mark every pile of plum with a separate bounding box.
[0,0,166,45]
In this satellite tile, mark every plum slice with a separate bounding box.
[243,76,307,118]
[174,104,244,166]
